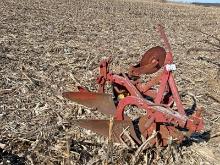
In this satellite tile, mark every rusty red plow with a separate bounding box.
[63,25,204,147]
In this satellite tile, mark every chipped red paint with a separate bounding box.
[63,24,204,147]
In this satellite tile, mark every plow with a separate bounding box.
[63,25,204,147]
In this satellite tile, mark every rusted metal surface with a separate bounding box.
[76,119,141,144]
[63,24,204,147]
[129,46,166,76]
[62,92,115,116]
[140,46,166,68]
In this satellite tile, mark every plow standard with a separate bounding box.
[63,25,204,147]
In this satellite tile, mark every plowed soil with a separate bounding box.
[0,0,220,164]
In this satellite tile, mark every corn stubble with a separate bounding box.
[0,0,220,164]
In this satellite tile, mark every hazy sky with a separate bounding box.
[170,0,220,3]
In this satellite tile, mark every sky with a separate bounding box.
[170,0,220,3]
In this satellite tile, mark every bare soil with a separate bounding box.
[0,0,220,164]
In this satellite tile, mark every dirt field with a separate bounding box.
[0,0,220,164]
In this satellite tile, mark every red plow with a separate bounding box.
[63,25,204,147]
